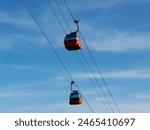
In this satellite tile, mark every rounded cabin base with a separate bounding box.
[69,98,83,105]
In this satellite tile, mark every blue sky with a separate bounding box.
[0,0,150,112]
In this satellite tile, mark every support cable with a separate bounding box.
[54,0,72,32]
[47,0,67,34]
[80,33,120,113]
[75,51,110,113]
[80,50,114,112]
[63,0,74,21]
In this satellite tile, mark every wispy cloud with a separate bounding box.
[0,10,50,51]
[87,30,150,52]
[57,69,150,80]
[0,11,34,28]
[0,80,68,99]
[0,92,31,98]
[118,103,150,113]
[103,69,150,79]
[69,0,125,11]
[131,92,150,100]
[0,33,48,50]
[2,78,67,92]
[0,63,51,70]
[0,11,62,51]
[0,91,66,98]
[2,80,50,91]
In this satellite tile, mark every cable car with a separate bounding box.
[64,20,82,51]
[69,90,82,105]
[69,81,83,105]
[64,32,82,51]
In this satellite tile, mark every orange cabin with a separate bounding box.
[69,90,83,105]
[64,32,82,51]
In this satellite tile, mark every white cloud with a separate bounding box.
[0,81,68,100]
[69,0,125,11]
[2,82,38,91]
[0,92,31,98]
[0,11,50,50]
[0,63,51,70]
[87,30,150,52]
[103,69,150,79]
[0,33,48,50]
[118,103,150,113]
[131,92,150,100]
[0,91,66,98]
[5,81,49,91]
[57,69,150,80]
[0,11,34,28]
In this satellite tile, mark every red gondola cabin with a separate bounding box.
[64,32,82,51]
[69,90,83,105]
